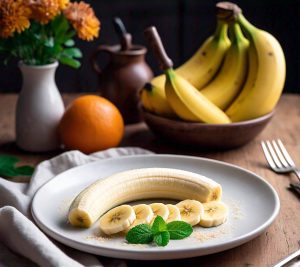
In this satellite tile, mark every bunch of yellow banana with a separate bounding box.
[141,2,286,123]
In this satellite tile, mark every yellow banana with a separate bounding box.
[165,69,231,123]
[200,23,249,110]
[152,20,231,89]
[140,83,175,117]
[141,20,231,117]
[225,13,286,122]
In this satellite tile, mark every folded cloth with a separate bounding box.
[0,147,152,267]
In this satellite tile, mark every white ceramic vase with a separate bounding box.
[16,61,65,152]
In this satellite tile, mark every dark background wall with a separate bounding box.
[0,0,299,93]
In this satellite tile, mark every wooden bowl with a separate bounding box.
[142,110,274,150]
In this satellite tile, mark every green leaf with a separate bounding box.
[126,224,153,244]
[154,231,170,246]
[151,216,167,234]
[44,37,54,48]
[0,167,19,177]
[0,155,19,168]
[167,221,193,240]
[64,39,75,47]
[58,55,81,68]
[51,14,64,30]
[59,30,76,44]
[63,48,82,58]
[0,155,34,178]
[55,15,69,37]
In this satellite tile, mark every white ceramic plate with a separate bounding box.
[31,154,280,260]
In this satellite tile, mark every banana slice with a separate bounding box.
[166,204,181,223]
[199,201,228,227]
[176,200,204,226]
[99,205,136,235]
[149,203,169,222]
[127,204,154,231]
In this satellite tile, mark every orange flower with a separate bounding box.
[0,0,31,38]
[64,1,100,41]
[29,0,60,24]
[57,0,69,10]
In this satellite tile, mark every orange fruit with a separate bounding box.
[58,95,124,153]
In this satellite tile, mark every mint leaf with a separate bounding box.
[126,224,153,244]
[154,231,170,246]
[0,155,19,167]
[0,155,34,178]
[151,215,167,234]
[167,221,193,240]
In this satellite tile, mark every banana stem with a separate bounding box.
[214,21,229,41]
[165,68,175,83]
[228,22,245,44]
[237,14,257,35]
[215,2,241,21]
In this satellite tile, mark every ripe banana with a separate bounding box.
[225,13,286,121]
[141,21,231,117]
[140,83,175,117]
[199,201,228,227]
[68,168,222,228]
[176,200,204,226]
[151,20,231,90]
[165,69,231,123]
[149,203,169,221]
[99,205,136,235]
[200,23,249,110]
[166,204,181,223]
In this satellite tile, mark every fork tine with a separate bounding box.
[277,139,296,167]
[272,140,289,167]
[261,141,277,170]
[266,140,283,168]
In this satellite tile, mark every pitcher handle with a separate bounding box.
[91,45,114,75]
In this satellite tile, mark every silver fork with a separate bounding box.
[261,139,300,182]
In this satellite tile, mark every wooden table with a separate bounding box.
[1,93,300,267]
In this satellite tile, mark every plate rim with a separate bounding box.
[31,154,280,259]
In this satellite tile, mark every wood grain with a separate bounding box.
[0,93,299,266]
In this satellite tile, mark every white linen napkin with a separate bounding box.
[0,147,153,267]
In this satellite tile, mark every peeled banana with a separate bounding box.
[225,10,286,121]
[68,168,222,228]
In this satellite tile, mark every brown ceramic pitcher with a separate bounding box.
[91,18,153,124]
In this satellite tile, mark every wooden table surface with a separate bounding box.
[1,93,300,267]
